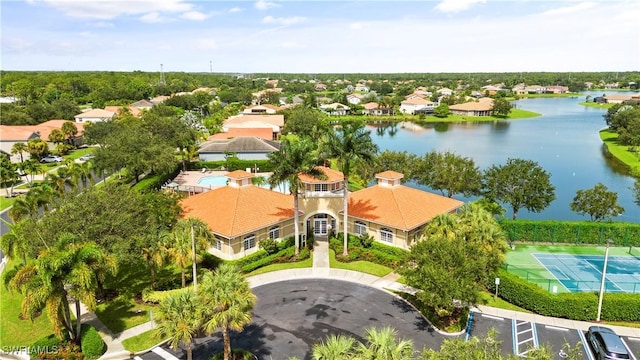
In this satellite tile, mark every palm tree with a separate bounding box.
[267,138,324,255]
[27,138,48,161]
[312,334,356,360]
[154,289,201,360]
[46,167,75,194]
[166,218,212,288]
[142,230,170,289]
[68,160,94,188]
[1,219,34,265]
[61,121,78,147]
[320,122,378,256]
[200,264,256,360]
[356,326,415,360]
[0,156,20,197]
[7,234,116,342]
[11,142,28,163]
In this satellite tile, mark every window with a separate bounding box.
[214,238,222,251]
[354,221,367,235]
[269,226,280,239]
[243,235,256,250]
[314,183,328,192]
[380,228,393,243]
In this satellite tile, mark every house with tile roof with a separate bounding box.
[221,114,285,141]
[242,104,280,115]
[180,168,464,260]
[74,109,116,123]
[362,102,393,116]
[0,120,84,162]
[400,97,435,115]
[346,93,364,105]
[130,99,154,109]
[104,105,142,118]
[198,136,280,161]
[449,98,494,116]
[319,103,350,116]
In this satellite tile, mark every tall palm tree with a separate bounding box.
[268,138,324,255]
[142,230,170,290]
[46,167,75,195]
[356,326,415,360]
[68,160,94,188]
[61,121,78,147]
[200,264,256,360]
[312,334,356,360]
[1,219,33,265]
[166,218,212,288]
[154,289,201,360]
[7,234,116,342]
[320,122,378,256]
[11,142,28,163]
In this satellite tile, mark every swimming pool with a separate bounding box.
[197,175,289,193]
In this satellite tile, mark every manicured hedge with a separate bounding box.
[499,219,640,246]
[188,159,274,172]
[487,268,640,321]
[329,234,407,268]
[132,165,180,193]
[80,324,106,359]
[30,334,65,355]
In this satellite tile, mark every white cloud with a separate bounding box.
[255,0,280,11]
[139,12,166,23]
[349,22,366,30]
[540,2,596,16]
[262,15,306,26]
[280,41,306,49]
[435,0,486,13]
[229,7,243,13]
[41,0,192,19]
[180,11,211,21]
[93,21,114,28]
[195,38,218,50]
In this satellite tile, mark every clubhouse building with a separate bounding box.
[180,167,464,260]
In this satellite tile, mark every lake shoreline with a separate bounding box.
[599,129,640,177]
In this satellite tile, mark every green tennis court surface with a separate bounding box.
[505,245,640,293]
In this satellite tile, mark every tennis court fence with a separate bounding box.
[502,264,640,294]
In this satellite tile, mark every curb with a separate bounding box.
[97,349,133,360]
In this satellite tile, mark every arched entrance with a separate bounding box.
[304,212,337,238]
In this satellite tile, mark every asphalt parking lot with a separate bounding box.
[136,279,639,360]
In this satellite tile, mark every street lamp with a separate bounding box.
[596,238,613,322]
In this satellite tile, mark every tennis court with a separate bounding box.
[533,253,640,293]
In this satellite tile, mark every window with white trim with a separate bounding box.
[243,235,256,250]
[380,228,393,243]
[214,238,222,251]
[268,226,280,239]
[354,221,367,235]
[314,183,328,192]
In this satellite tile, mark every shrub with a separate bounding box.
[80,324,106,359]
[131,165,180,194]
[211,348,255,360]
[298,247,310,260]
[36,342,83,360]
[259,238,279,255]
[277,237,295,251]
[359,233,374,248]
[142,287,186,304]
[30,334,65,355]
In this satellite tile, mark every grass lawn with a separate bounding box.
[0,196,17,211]
[329,249,394,277]
[64,147,95,161]
[600,129,640,175]
[122,329,165,353]
[579,101,613,109]
[246,253,313,277]
[479,291,532,313]
[0,259,55,347]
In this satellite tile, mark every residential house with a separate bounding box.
[584,82,594,90]
[0,120,84,162]
[222,114,284,141]
[265,79,279,88]
[449,98,494,116]
[180,168,463,260]
[104,105,142,118]
[404,93,427,101]
[546,86,569,94]
[242,104,280,115]
[400,97,435,115]
[150,95,170,104]
[524,85,545,94]
[207,128,274,141]
[130,99,154,110]
[437,88,453,96]
[481,85,502,95]
[74,109,116,123]
[512,83,527,95]
[315,83,327,91]
[355,84,370,92]
[197,136,280,162]
[603,93,638,104]
[362,102,393,116]
[319,103,350,116]
[346,93,364,105]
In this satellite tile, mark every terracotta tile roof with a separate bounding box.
[131,100,154,108]
[180,185,294,238]
[226,170,253,180]
[449,98,494,111]
[0,126,39,141]
[348,185,464,231]
[224,114,284,128]
[207,128,274,141]
[74,109,116,119]
[363,102,380,110]
[104,106,142,117]
[298,166,344,183]
[198,137,280,153]
[401,97,433,105]
[375,171,404,180]
[33,120,85,140]
[604,94,634,101]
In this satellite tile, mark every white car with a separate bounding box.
[41,155,63,163]
[78,154,95,162]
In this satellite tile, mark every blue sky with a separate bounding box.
[1,0,638,73]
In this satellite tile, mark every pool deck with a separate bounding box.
[170,170,273,193]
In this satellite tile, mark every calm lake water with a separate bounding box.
[370,92,639,222]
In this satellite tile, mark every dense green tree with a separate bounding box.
[166,218,212,288]
[416,151,482,198]
[51,99,81,120]
[141,230,170,290]
[374,151,419,179]
[82,120,118,146]
[200,264,256,360]
[11,142,28,163]
[154,289,200,360]
[27,138,49,160]
[282,106,329,138]
[399,204,507,318]
[48,128,65,145]
[483,158,556,220]
[320,122,378,256]
[492,98,513,117]
[268,138,324,255]
[26,102,58,123]
[570,183,624,221]
[633,179,640,207]
[0,103,35,125]
[7,234,116,342]
[61,121,79,146]
[0,156,20,197]
[433,103,450,118]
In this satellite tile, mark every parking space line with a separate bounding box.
[531,322,539,348]
[544,325,569,331]
[620,338,637,360]
[152,347,180,360]
[512,318,518,355]
[134,357,143,360]
[481,313,504,321]
[517,328,532,335]
[577,330,595,360]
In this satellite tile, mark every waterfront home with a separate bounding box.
[320,103,350,116]
[400,97,435,115]
[362,102,393,116]
[449,98,494,116]
[222,114,284,140]
[197,136,280,162]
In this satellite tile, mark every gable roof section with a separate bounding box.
[180,186,294,238]
[224,114,284,128]
[75,109,116,119]
[104,106,142,117]
[298,166,344,183]
[207,128,273,141]
[401,97,433,105]
[0,126,39,141]
[363,102,380,110]
[131,100,154,108]
[33,120,85,140]
[198,137,280,153]
[348,185,464,230]
[449,98,493,111]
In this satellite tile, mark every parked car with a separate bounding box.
[587,326,630,359]
[78,154,95,162]
[41,155,63,163]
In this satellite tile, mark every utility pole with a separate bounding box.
[210,60,213,74]
[160,63,166,85]
[191,223,197,292]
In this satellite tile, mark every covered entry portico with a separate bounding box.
[305,213,337,237]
